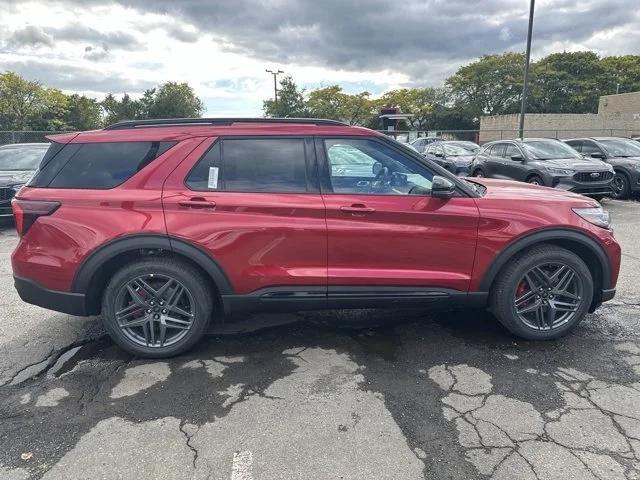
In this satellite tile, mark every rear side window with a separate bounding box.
[490,143,506,157]
[47,141,175,189]
[186,138,309,193]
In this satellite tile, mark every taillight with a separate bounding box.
[11,199,60,237]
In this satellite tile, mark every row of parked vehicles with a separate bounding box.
[409,136,640,200]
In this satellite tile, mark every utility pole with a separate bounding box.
[519,0,535,140]
[265,69,284,107]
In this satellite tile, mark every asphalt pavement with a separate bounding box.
[0,198,639,480]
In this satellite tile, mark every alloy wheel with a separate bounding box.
[513,262,583,331]
[114,274,196,348]
[611,174,627,198]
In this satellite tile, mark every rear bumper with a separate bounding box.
[14,275,88,316]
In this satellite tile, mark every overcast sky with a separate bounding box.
[0,0,638,116]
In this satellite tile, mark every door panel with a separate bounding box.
[318,137,480,292]
[162,137,327,295]
[323,195,479,290]
[502,144,528,181]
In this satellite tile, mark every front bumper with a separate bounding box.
[550,174,613,196]
[14,275,88,316]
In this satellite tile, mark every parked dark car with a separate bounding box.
[409,136,442,154]
[424,141,475,176]
[564,137,640,199]
[0,143,49,217]
[471,138,614,198]
[11,119,620,357]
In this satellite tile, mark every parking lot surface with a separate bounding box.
[0,199,639,480]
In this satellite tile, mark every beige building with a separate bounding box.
[479,91,640,143]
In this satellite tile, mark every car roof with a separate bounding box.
[48,118,381,144]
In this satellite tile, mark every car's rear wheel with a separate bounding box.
[527,175,544,186]
[102,257,213,357]
[490,245,593,340]
[610,171,630,200]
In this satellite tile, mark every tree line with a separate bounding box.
[1,50,638,132]
[0,72,204,131]
[264,51,640,130]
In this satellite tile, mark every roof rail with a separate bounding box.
[104,117,349,130]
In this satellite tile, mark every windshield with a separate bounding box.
[520,141,582,160]
[443,144,474,156]
[599,139,640,157]
[0,145,48,170]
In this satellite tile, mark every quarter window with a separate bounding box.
[186,138,309,193]
[49,141,175,189]
[324,138,433,195]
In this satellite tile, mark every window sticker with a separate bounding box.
[208,167,219,189]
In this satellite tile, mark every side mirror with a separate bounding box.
[511,154,524,162]
[590,152,606,159]
[431,176,456,199]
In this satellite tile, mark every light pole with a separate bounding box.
[519,0,535,140]
[265,69,284,107]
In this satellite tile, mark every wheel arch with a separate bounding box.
[72,234,234,315]
[480,229,611,311]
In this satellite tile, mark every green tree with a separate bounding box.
[143,82,205,119]
[529,51,605,113]
[263,76,308,118]
[65,94,103,130]
[377,88,441,129]
[600,55,640,96]
[0,72,43,130]
[446,52,524,123]
[101,93,143,125]
[306,85,375,125]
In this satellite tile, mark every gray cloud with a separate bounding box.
[0,59,155,93]
[53,0,640,86]
[47,24,142,50]
[7,25,53,48]
[164,24,198,43]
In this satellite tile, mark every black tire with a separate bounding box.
[490,244,593,340]
[610,171,630,200]
[472,169,484,178]
[527,175,544,186]
[102,257,213,357]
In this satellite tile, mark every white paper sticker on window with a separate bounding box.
[208,167,219,189]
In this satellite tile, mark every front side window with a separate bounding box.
[504,144,521,159]
[186,138,309,193]
[580,142,603,156]
[324,138,433,195]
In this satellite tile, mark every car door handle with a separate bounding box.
[178,198,216,209]
[340,204,376,214]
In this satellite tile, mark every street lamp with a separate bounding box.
[519,0,535,140]
[265,69,284,107]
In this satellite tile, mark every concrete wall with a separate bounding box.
[480,92,640,143]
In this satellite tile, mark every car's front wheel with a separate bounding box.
[490,245,593,340]
[610,171,630,200]
[102,257,213,357]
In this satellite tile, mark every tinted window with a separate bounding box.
[580,142,602,155]
[49,141,175,189]
[324,138,433,195]
[186,138,308,193]
[490,144,506,157]
[504,144,521,158]
[0,145,48,170]
[520,140,582,160]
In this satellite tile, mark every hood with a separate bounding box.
[451,155,474,167]
[0,169,36,187]
[537,158,611,171]
[609,155,640,165]
[468,178,598,205]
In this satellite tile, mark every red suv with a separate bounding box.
[11,118,620,357]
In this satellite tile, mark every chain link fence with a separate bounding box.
[0,131,72,146]
[378,128,638,144]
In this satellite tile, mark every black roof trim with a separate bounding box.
[104,117,348,130]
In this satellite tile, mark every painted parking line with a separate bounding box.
[231,451,253,480]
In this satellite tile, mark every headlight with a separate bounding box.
[573,207,610,229]
[545,167,574,176]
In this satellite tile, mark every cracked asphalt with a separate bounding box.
[0,198,639,479]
